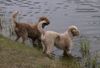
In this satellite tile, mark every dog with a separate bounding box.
[38,21,80,56]
[28,16,50,46]
[12,11,50,45]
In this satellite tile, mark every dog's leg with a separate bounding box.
[15,30,21,41]
[46,45,51,55]
[63,48,71,56]
[32,39,35,46]
[37,39,42,47]
[63,50,67,56]
[46,40,54,56]
[67,50,71,55]
[31,38,38,47]
[41,41,46,53]
[67,44,72,55]
[22,32,28,44]
[15,35,20,41]
[46,45,54,57]
[33,38,42,48]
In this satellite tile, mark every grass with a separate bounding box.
[0,35,80,68]
[80,38,99,68]
[80,39,90,58]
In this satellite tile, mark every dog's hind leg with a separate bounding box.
[31,38,38,47]
[15,35,20,41]
[32,39,35,46]
[41,41,47,53]
[46,40,54,56]
[22,32,28,44]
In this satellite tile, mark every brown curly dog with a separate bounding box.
[12,11,50,45]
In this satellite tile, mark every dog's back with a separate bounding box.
[55,33,72,50]
[28,23,41,40]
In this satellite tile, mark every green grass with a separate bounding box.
[0,35,80,68]
[80,39,90,58]
[80,38,99,68]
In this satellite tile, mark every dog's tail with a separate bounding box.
[37,21,47,35]
[12,11,19,25]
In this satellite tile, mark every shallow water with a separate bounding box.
[0,0,100,57]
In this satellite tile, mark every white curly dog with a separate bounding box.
[38,21,80,56]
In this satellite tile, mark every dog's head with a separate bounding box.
[68,25,80,37]
[38,16,50,28]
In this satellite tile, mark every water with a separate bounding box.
[0,0,100,57]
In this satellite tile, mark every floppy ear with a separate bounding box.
[70,28,79,36]
[38,16,50,28]
[38,16,47,22]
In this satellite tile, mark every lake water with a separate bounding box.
[0,0,100,57]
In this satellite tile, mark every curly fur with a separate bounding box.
[38,21,80,56]
[12,11,50,45]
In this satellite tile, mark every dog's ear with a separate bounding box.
[70,28,79,36]
[68,26,79,37]
[39,16,50,24]
[38,16,50,28]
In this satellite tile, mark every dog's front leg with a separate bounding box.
[67,50,71,55]
[63,49,71,56]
